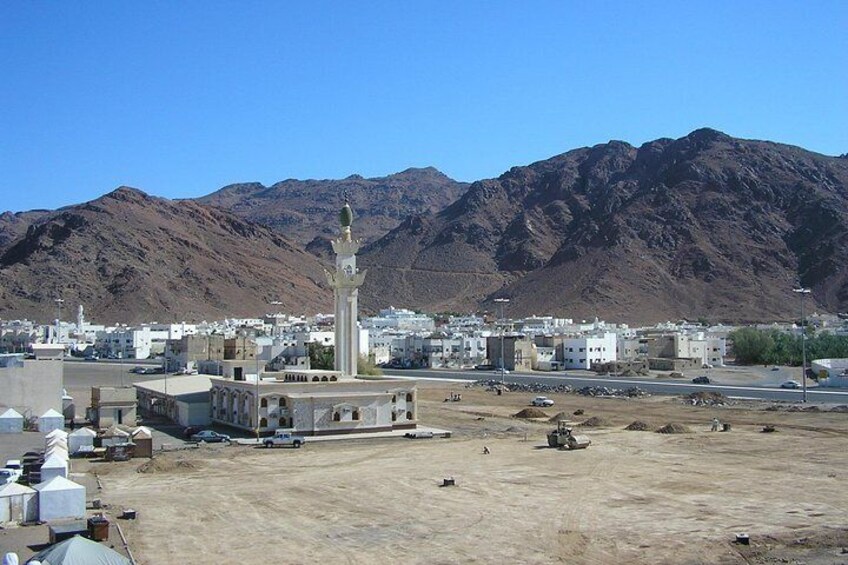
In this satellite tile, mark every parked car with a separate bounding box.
[771,366,781,371]
[692,376,711,384]
[0,469,16,486]
[780,380,802,389]
[263,431,306,448]
[474,364,495,371]
[531,396,554,407]
[130,366,147,374]
[2,460,23,484]
[190,430,231,443]
[84,354,99,361]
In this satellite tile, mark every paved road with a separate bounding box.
[384,369,848,404]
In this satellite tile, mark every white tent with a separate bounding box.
[40,454,68,482]
[32,476,84,521]
[100,426,130,447]
[45,428,69,442]
[45,436,69,452]
[38,410,65,433]
[45,443,69,463]
[28,535,131,565]
[0,482,37,523]
[67,428,96,455]
[0,409,23,434]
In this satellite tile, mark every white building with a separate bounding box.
[95,327,153,359]
[363,307,435,333]
[0,346,63,420]
[559,333,618,370]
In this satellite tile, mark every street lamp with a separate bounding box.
[494,298,510,388]
[793,287,811,403]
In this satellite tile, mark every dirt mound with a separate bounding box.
[686,391,728,406]
[656,423,691,434]
[137,457,200,474]
[625,421,650,431]
[579,416,610,427]
[513,407,549,419]
[548,412,570,422]
[830,405,848,413]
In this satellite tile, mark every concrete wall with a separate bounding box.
[0,359,63,419]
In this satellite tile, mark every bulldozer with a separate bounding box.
[547,421,591,450]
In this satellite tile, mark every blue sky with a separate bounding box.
[1,1,846,212]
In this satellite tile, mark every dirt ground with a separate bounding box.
[90,382,848,564]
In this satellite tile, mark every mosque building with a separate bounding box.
[207,199,419,435]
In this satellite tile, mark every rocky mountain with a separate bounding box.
[196,167,468,247]
[359,129,848,323]
[0,210,51,253]
[0,188,332,324]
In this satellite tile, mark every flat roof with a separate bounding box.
[284,391,392,399]
[134,375,212,397]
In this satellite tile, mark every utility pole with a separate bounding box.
[494,298,510,389]
[793,287,811,403]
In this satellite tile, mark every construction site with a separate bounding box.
[77,380,848,565]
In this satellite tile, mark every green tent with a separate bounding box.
[27,535,130,565]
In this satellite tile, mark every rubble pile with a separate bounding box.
[471,380,573,394]
[656,423,691,434]
[576,386,648,398]
[686,391,730,406]
[625,421,650,431]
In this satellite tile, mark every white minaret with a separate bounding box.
[77,304,85,332]
[325,199,366,378]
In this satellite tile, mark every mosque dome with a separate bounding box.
[339,203,353,227]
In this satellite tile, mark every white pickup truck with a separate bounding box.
[263,431,306,448]
[1,460,23,485]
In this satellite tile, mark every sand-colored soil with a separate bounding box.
[94,384,848,564]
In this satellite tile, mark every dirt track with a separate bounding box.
[93,383,848,564]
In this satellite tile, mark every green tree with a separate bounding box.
[308,343,334,370]
[357,355,383,376]
[728,328,774,364]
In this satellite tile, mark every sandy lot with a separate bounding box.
[90,383,848,564]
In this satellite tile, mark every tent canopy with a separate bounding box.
[0,482,35,496]
[28,535,131,565]
[32,475,83,493]
[68,427,97,437]
[40,409,65,419]
[0,408,23,419]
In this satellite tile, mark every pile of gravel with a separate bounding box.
[513,407,549,419]
[548,412,571,423]
[625,421,650,431]
[830,405,848,413]
[579,416,611,427]
[656,423,691,434]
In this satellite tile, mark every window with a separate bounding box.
[260,398,268,408]
[333,412,341,422]
[312,377,319,382]
[279,398,286,407]
[406,411,413,420]
[406,393,413,402]
[260,417,267,428]
[352,410,360,421]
